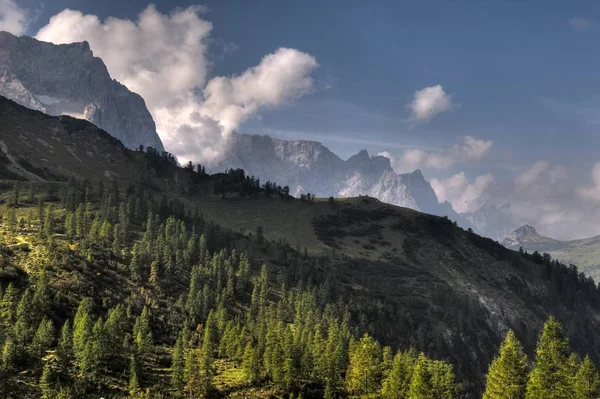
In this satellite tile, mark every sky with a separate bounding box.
[2,0,600,239]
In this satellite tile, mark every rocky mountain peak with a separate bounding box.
[0,32,164,151]
[211,133,473,230]
[513,224,539,238]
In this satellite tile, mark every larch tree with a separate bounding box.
[574,355,600,399]
[483,330,528,399]
[526,317,575,399]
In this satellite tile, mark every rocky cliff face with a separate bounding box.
[0,31,164,151]
[463,202,518,242]
[211,133,470,224]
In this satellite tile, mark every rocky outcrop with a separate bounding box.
[0,31,164,151]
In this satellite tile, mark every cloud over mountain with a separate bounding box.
[380,136,492,174]
[431,172,494,213]
[35,5,319,163]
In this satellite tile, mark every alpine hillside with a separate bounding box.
[3,95,600,397]
[502,224,600,281]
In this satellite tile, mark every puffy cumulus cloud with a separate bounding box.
[407,85,454,122]
[380,136,492,174]
[577,162,600,201]
[0,0,29,35]
[199,48,318,136]
[430,172,494,213]
[35,5,319,163]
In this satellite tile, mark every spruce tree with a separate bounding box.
[483,330,528,399]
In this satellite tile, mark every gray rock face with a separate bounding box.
[0,31,164,151]
[463,202,518,241]
[212,133,470,224]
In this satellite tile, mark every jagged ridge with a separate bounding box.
[0,31,164,151]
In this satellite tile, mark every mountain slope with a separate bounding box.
[211,133,469,224]
[0,31,164,151]
[4,96,600,396]
[502,225,600,281]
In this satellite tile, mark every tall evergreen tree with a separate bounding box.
[381,349,418,399]
[574,355,600,399]
[171,334,185,394]
[345,333,381,395]
[483,330,528,399]
[526,317,575,399]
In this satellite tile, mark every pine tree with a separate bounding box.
[483,330,528,399]
[526,317,575,399]
[574,355,600,399]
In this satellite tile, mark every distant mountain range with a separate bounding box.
[0,31,164,151]
[210,133,470,225]
[502,224,600,281]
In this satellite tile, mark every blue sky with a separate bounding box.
[5,0,600,237]
[21,0,600,168]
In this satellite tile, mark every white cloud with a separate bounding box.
[569,18,594,31]
[407,85,454,122]
[577,162,600,201]
[35,5,318,163]
[380,136,492,173]
[0,0,28,35]
[199,48,317,137]
[430,172,494,213]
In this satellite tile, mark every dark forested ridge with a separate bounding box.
[2,95,600,398]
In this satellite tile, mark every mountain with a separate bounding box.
[4,95,600,398]
[502,224,600,281]
[211,133,469,224]
[0,31,164,151]
[462,202,517,241]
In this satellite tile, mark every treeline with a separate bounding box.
[0,181,459,398]
[483,317,600,399]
